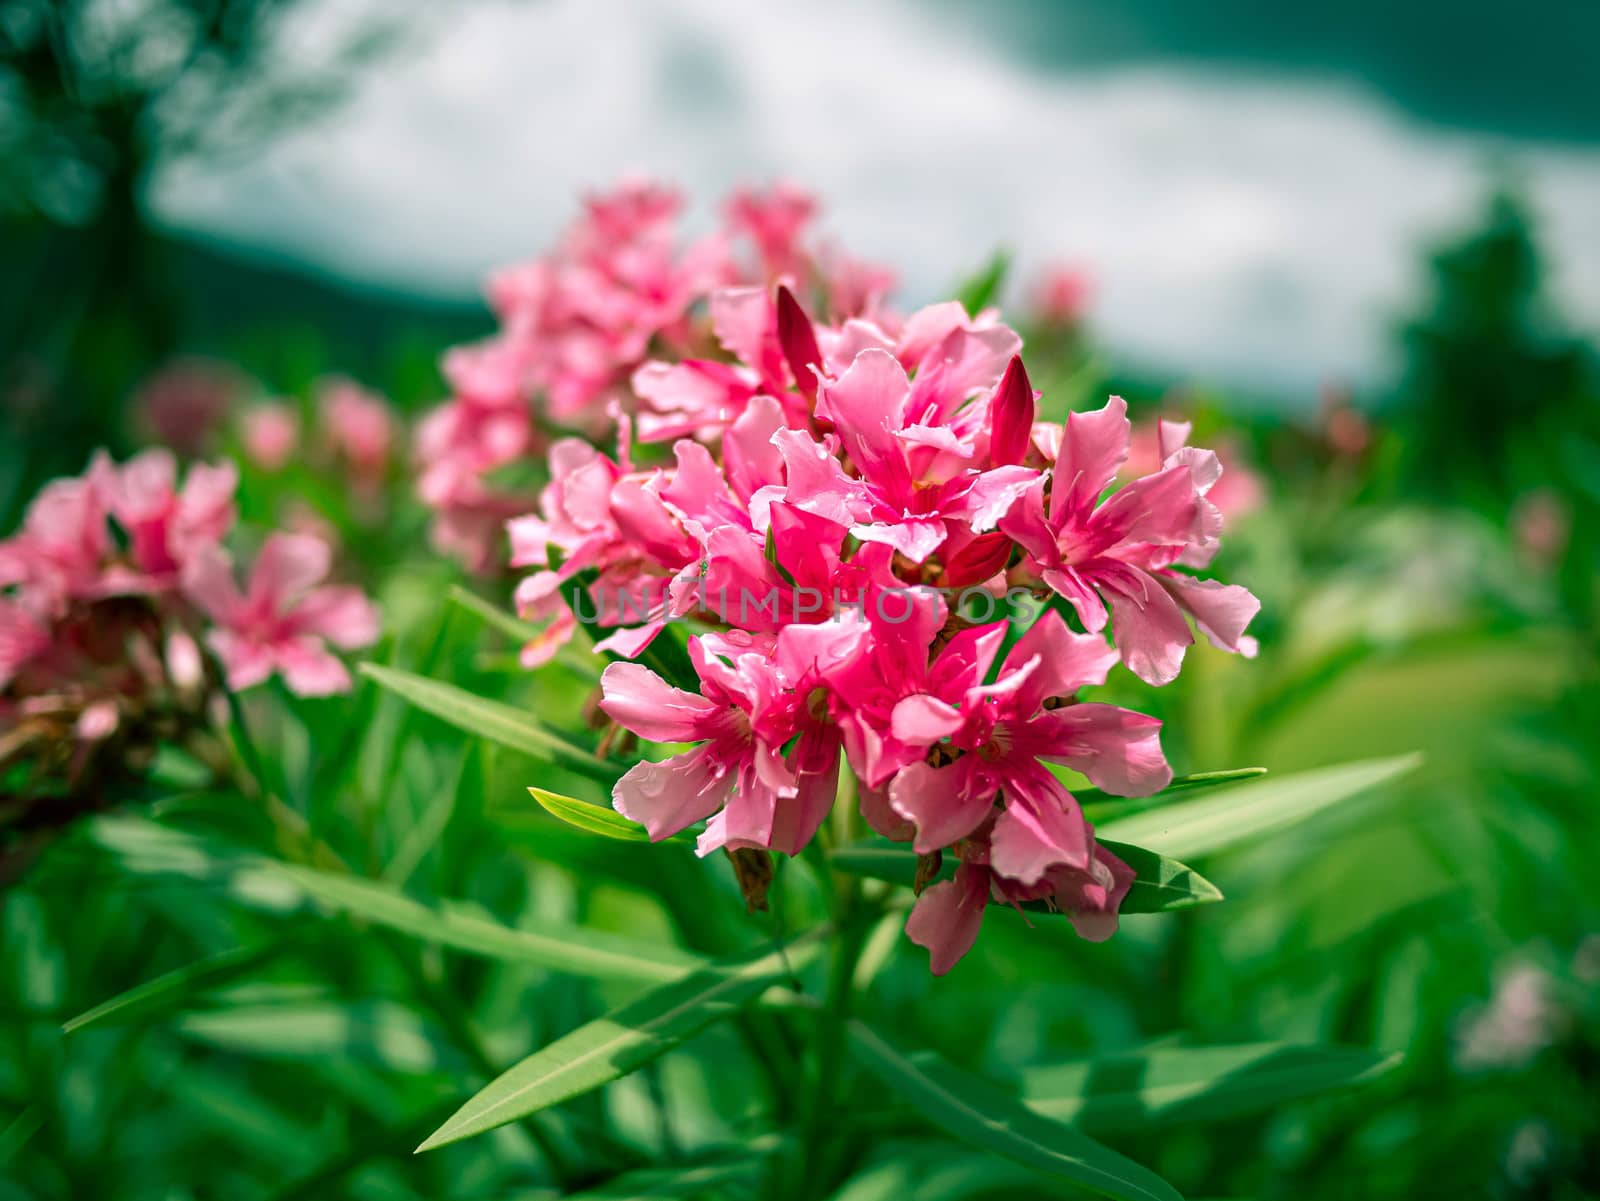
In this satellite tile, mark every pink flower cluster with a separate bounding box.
[508,277,1259,973]
[415,181,895,570]
[0,451,381,728]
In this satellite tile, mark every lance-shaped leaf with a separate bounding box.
[1098,753,1422,861]
[524,787,697,846]
[417,934,825,1151]
[275,865,698,983]
[1078,767,1268,823]
[828,839,1222,915]
[1022,1041,1403,1132]
[360,663,619,783]
[62,942,281,1034]
[847,1021,1180,1201]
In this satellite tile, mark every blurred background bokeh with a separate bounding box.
[4,2,1598,1199]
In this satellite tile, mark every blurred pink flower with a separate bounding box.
[107,449,237,586]
[1511,490,1569,568]
[319,377,396,481]
[134,358,248,456]
[241,403,301,472]
[183,533,380,696]
[0,453,116,610]
[1032,264,1093,328]
[724,182,818,280]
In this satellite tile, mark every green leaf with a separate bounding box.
[1022,1042,1402,1131]
[1080,767,1269,822]
[359,663,619,782]
[847,1021,1180,1201]
[1098,753,1423,861]
[275,863,701,985]
[955,249,1012,315]
[1100,840,1224,914]
[524,787,697,846]
[828,839,1222,915]
[417,934,824,1151]
[62,942,279,1034]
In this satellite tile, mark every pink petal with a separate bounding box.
[293,586,381,649]
[858,779,915,841]
[614,745,735,842]
[850,518,947,564]
[888,759,994,854]
[890,693,965,744]
[181,545,244,623]
[248,533,332,611]
[1095,562,1194,686]
[206,628,274,692]
[593,620,667,660]
[905,862,991,975]
[767,752,839,855]
[1052,396,1130,523]
[1002,609,1118,710]
[1039,702,1171,797]
[1159,573,1261,656]
[989,773,1090,884]
[1053,843,1136,943]
[957,465,1039,534]
[724,394,787,502]
[599,661,720,743]
[815,349,911,484]
[276,637,355,697]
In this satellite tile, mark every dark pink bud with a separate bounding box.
[989,355,1034,466]
[776,285,823,401]
[941,531,1015,587]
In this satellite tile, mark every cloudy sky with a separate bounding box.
[152,0,1600,399]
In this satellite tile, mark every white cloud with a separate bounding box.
[151,0,1600,397]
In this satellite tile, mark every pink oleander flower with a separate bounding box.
[601,622,865,856]
[1003,396,1260,685]
[319,377,396,482]
[184,533,380,696]
[775,340,1034,562]
[851,609,1167,877]
[106,450,238,588]
[241,403,302,473]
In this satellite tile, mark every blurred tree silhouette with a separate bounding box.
[1390,189,1593,504]
[1387,187,1600,625]
[0,0,408,499]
